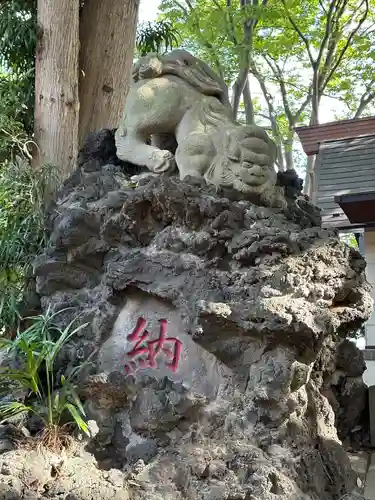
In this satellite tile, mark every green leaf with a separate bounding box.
[68,386,86,417]
[64,403,89,436]
[0,401,31,423]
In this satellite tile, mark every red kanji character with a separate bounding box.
[123,317,183,374]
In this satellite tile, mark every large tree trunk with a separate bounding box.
[303,83,320,200]
[79,0,139,146]
[303,155,317,201]
[284,133,294,170]
[34,0,80,180]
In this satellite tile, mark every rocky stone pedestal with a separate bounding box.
[31,130,373,500]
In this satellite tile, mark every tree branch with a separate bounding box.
[212,0,238,45]
[263,74,311,94]
[318,0,328,14]
[250,60,285,171]
[174,0,225,80]
[362,21,375,36]
[263,55,294,124]
[243,76,254,124]
[255,112,272,122]
[322,0,369,90]
[316,0,339,68]
[293,91,312,123]
[232,0,268,117]
[260,54,312,126]
[280,0,315,65]
[319,0,350,87]
[354,88,375,118]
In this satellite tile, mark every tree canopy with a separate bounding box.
[159,0,375,182]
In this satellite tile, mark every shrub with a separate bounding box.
[0,157,58,335]
[136,20,180,56]
[0,308,89,449]
[0,0,36,136]
[0,71,34,151]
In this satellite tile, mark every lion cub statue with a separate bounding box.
[115,49,285,208]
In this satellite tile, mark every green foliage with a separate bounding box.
[0,71,34,137]
[0,309,89,440]
[0,2,54,338]
[0,13,45,335]
[340,233,359,251]
[159,0,245,83]
[136,20,180,56]
[0,0,36,73]
[337,233,366,339]
[159,0,375,173]
[0,156,56,334]
[0,81,33,162]
[0,0,36,134]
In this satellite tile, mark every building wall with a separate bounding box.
[315,136,375,228]
[364,230,375,348]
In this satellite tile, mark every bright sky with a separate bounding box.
[139,0,160,23]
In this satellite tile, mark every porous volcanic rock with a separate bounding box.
[316,337,369,445]
[30,129,373,499]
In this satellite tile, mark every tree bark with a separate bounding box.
[79,0,139,146]
[250,62,285,171]
[303,155,317,201]
[34,0,80,180]
[354,90,375,118]
[284,133,294,170]
[232,68,248,119]
[243,77,254,125]
[303,95,320,199]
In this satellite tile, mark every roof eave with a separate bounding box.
[334,191,375,225]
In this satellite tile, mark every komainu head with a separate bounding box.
[205,124,285,207]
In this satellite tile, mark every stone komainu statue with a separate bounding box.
[115,49,285,207]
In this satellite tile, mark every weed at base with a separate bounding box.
[35,423,74,453]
